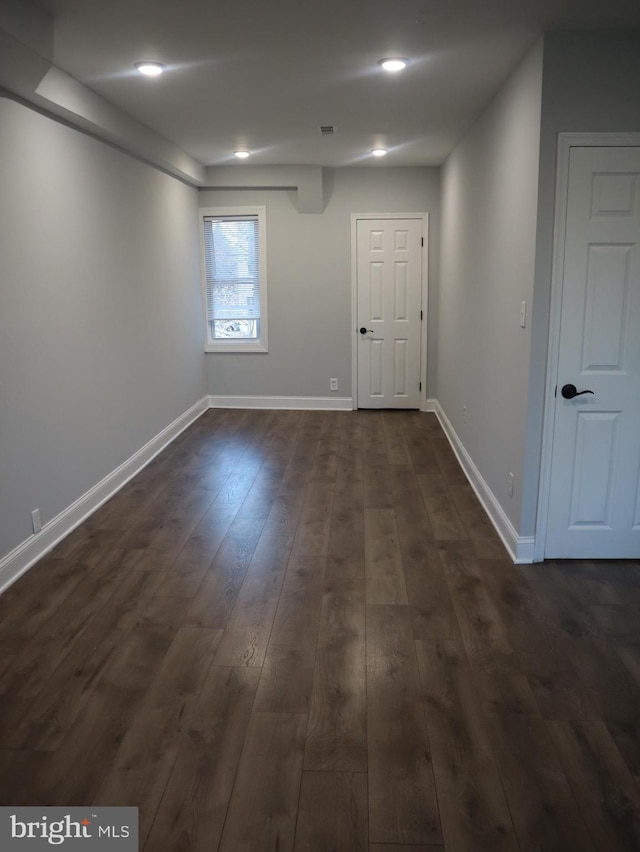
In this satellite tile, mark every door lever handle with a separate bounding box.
[561,383,595,400]
[359,327,374,334]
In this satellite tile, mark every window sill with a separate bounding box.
[205,343,268,354]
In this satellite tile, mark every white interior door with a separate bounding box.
[356,218,423,409]
[546,145,640,558]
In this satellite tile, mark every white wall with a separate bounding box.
[437,40,543,532]
[200,167,440,400]
[521,30,640,539]
[0,97,205,562]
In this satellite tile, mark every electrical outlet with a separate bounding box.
[507,473,514,498]
[31,508,42,534]
[330,378,338,392]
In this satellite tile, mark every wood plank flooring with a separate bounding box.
[2,408,640,851]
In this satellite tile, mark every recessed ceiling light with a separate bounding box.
[135,61,166,76]
[371,148,388,157]
[234,150,251,159]
[378,57,409,72]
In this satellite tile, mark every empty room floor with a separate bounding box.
[1,408,640,850]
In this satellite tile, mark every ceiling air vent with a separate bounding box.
[319,125,336,136]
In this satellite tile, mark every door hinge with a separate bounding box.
[419,381,422,391]
[421,237,424,247]
[420,310,423,320]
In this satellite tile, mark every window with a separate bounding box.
[199,206,267,352]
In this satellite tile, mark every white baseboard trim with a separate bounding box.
[514,537,536,563]
[433,400,535,564]
[208,395,354,411]
[425,398,438,413]
[0,396,210,594]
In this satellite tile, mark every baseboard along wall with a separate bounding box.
[0,397,209,594]
[432,400,534,563]
[208,394,354,411]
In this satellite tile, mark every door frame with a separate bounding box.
[535,132,640,562]
[350,212,429,411]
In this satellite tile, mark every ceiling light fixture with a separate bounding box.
[371,148,388,157]
[135,61,166,76]
[234,150,251,159]
[378,57,409,72]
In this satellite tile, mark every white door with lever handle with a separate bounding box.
[356,218,423,409]
[545,145,640,558]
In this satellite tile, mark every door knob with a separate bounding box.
[359,327,373,334]
[561,383,595,399]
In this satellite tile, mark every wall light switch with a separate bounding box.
[519,300,527,328]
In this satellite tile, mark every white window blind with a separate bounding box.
[203,214,260,325]
[199,206,267,352]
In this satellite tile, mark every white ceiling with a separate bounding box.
[36,0,640,167]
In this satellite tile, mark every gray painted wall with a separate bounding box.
[521,30,640,538]
[200,167,440,400]
[0,97,205,561]
[438,41,543,531]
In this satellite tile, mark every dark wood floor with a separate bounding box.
[1,408,640,851]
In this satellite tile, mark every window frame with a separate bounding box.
[199,205,268,353]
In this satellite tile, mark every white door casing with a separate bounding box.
[544,143,640,559]
[355,217,424,409]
